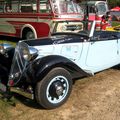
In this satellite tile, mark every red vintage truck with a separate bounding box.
[80,0,111,30]
[0,0,84,39]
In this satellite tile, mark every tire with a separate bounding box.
[35,67,72,109]
[25,30,35,40]
[22,28,35,40]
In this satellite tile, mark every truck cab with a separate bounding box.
[80,1,110,30]
[0,0,84,39]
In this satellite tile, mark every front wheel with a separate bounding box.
[35,67,72,109]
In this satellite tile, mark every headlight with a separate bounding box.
[22,46,38,61]
[0,43,13,55]
[23,54,31,61]
[0,45,5,54]
[18,41,38,61]
[29,47,38,60]
[22,48,31,61]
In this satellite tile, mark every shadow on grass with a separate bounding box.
[0,90,45,110]
[12,91,44,110]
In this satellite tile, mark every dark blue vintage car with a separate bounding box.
[0,21,120,109]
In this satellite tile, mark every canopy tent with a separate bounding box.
[111,7,120,11]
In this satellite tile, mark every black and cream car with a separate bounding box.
[0,21,120,109]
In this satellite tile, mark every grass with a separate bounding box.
[112,21,120,26]
[0,97,12,120]
[0,91,28,120]
[0,87,35,120]
[0,40,16,46]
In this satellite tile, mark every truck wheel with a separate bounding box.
[35,67,72,109]
[25,31,35,39]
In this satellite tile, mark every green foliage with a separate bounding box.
[78,0,120,8]
[112,21,120,26]
[107,0,120,8]
[0,98,11,120]
[0,40,16,47]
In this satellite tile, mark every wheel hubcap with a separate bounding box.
[26,31,35,39]
[55,83,64,96]
[46,76,69,104]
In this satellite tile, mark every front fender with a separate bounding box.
[26,55,89,84]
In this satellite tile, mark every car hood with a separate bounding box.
[24,34,89,47]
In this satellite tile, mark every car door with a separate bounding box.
[116,32,120,60]
[61,43,83,62]
[85,31,118,73]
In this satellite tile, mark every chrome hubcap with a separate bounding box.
[46,76,69,104]
[26,31,35,39]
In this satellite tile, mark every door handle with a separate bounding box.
[91,41,95,45]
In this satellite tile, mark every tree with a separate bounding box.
[106,0,120,8]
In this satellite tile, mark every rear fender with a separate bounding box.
[27,55,89,84]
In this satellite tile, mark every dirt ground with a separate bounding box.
[1,67,120,120]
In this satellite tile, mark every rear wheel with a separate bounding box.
[25,31,35,39]
[35,67,72,109]
[22,28,35,40]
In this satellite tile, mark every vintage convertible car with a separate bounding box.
[0,21,120,109]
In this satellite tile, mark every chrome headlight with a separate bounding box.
[29,47,38,60]
[22,48,31,61]
[19,41,38,61]
[0,43,13,55]
[22,46,38,61]
[0,45,5,54]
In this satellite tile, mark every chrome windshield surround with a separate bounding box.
[8,41,29,86]
[52,0,83,14]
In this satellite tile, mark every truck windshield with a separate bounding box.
[52,0,83,14]
[96,3,108,15]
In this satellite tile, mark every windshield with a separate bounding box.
[52,0,83,14]
[96,3,108,15]
[0,1,5,13]
[53,20,95,37]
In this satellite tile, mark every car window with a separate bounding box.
[93,31,119,41]
[20,0,37,13]
[96,3,107,15]
[40,0,51,13]
[0,1,5,13]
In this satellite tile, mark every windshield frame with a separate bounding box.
[52,20,95,38]
[96,2,108,16]
[51,0,83,14]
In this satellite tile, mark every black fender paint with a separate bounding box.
[26,55,90,84]
[0,48,14,86]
